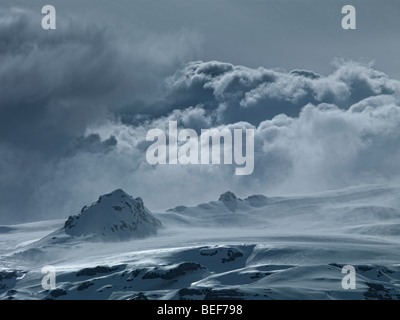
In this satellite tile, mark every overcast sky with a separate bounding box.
[1,0,400,223]
[6,0,400,77]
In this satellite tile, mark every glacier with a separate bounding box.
[1,184,400,300]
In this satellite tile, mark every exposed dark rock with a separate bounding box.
[77,281,94,291]
[218,191,238,212]
[222,249,243,263]
[128,292,148,300]
[0,270,17,281]
[142,263,205,280]
[50,288,67,298]
[364,283,397,300]
[200,249,218,256]
[178,288,211,300]
[76,265,119,277]
[218,191,237,202]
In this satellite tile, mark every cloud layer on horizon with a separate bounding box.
[2,8,400,223]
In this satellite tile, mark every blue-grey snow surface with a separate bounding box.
[1,185,400,300]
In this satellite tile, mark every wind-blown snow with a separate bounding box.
[1,185,400,300]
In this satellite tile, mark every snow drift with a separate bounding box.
[2,184,400,300]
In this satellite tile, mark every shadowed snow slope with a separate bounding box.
[2,185,400,300]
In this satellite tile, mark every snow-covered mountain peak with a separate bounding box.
[62,189,162,241]
[218,191,237,202]
[218,191,238,212]
[244,194,270,207]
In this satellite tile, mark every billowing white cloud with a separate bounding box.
[31,94,400,217]
[162,60,400,125]
[70,61,400,211]
[2,8,400,223]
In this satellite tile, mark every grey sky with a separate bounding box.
[6,0,400,77]
[1,0,400,223]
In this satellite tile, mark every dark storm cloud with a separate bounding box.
[158,60,398,126]
[0,8,199,154]
[0,7,200,222]
[2,3,400,224]
[68,134,117,155]
[0,8,115,152]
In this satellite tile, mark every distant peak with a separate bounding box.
[97,189,130,202]
[63,189,161,241]
[107,189,129,197]
[244,194,269,208]
[218,191,237,202]
[218,191,238,212]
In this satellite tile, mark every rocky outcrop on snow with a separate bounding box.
[218,191,238,212]
[62,189,162,241]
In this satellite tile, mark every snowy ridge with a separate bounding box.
[1,184,400,300]
[2,245,400,300]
